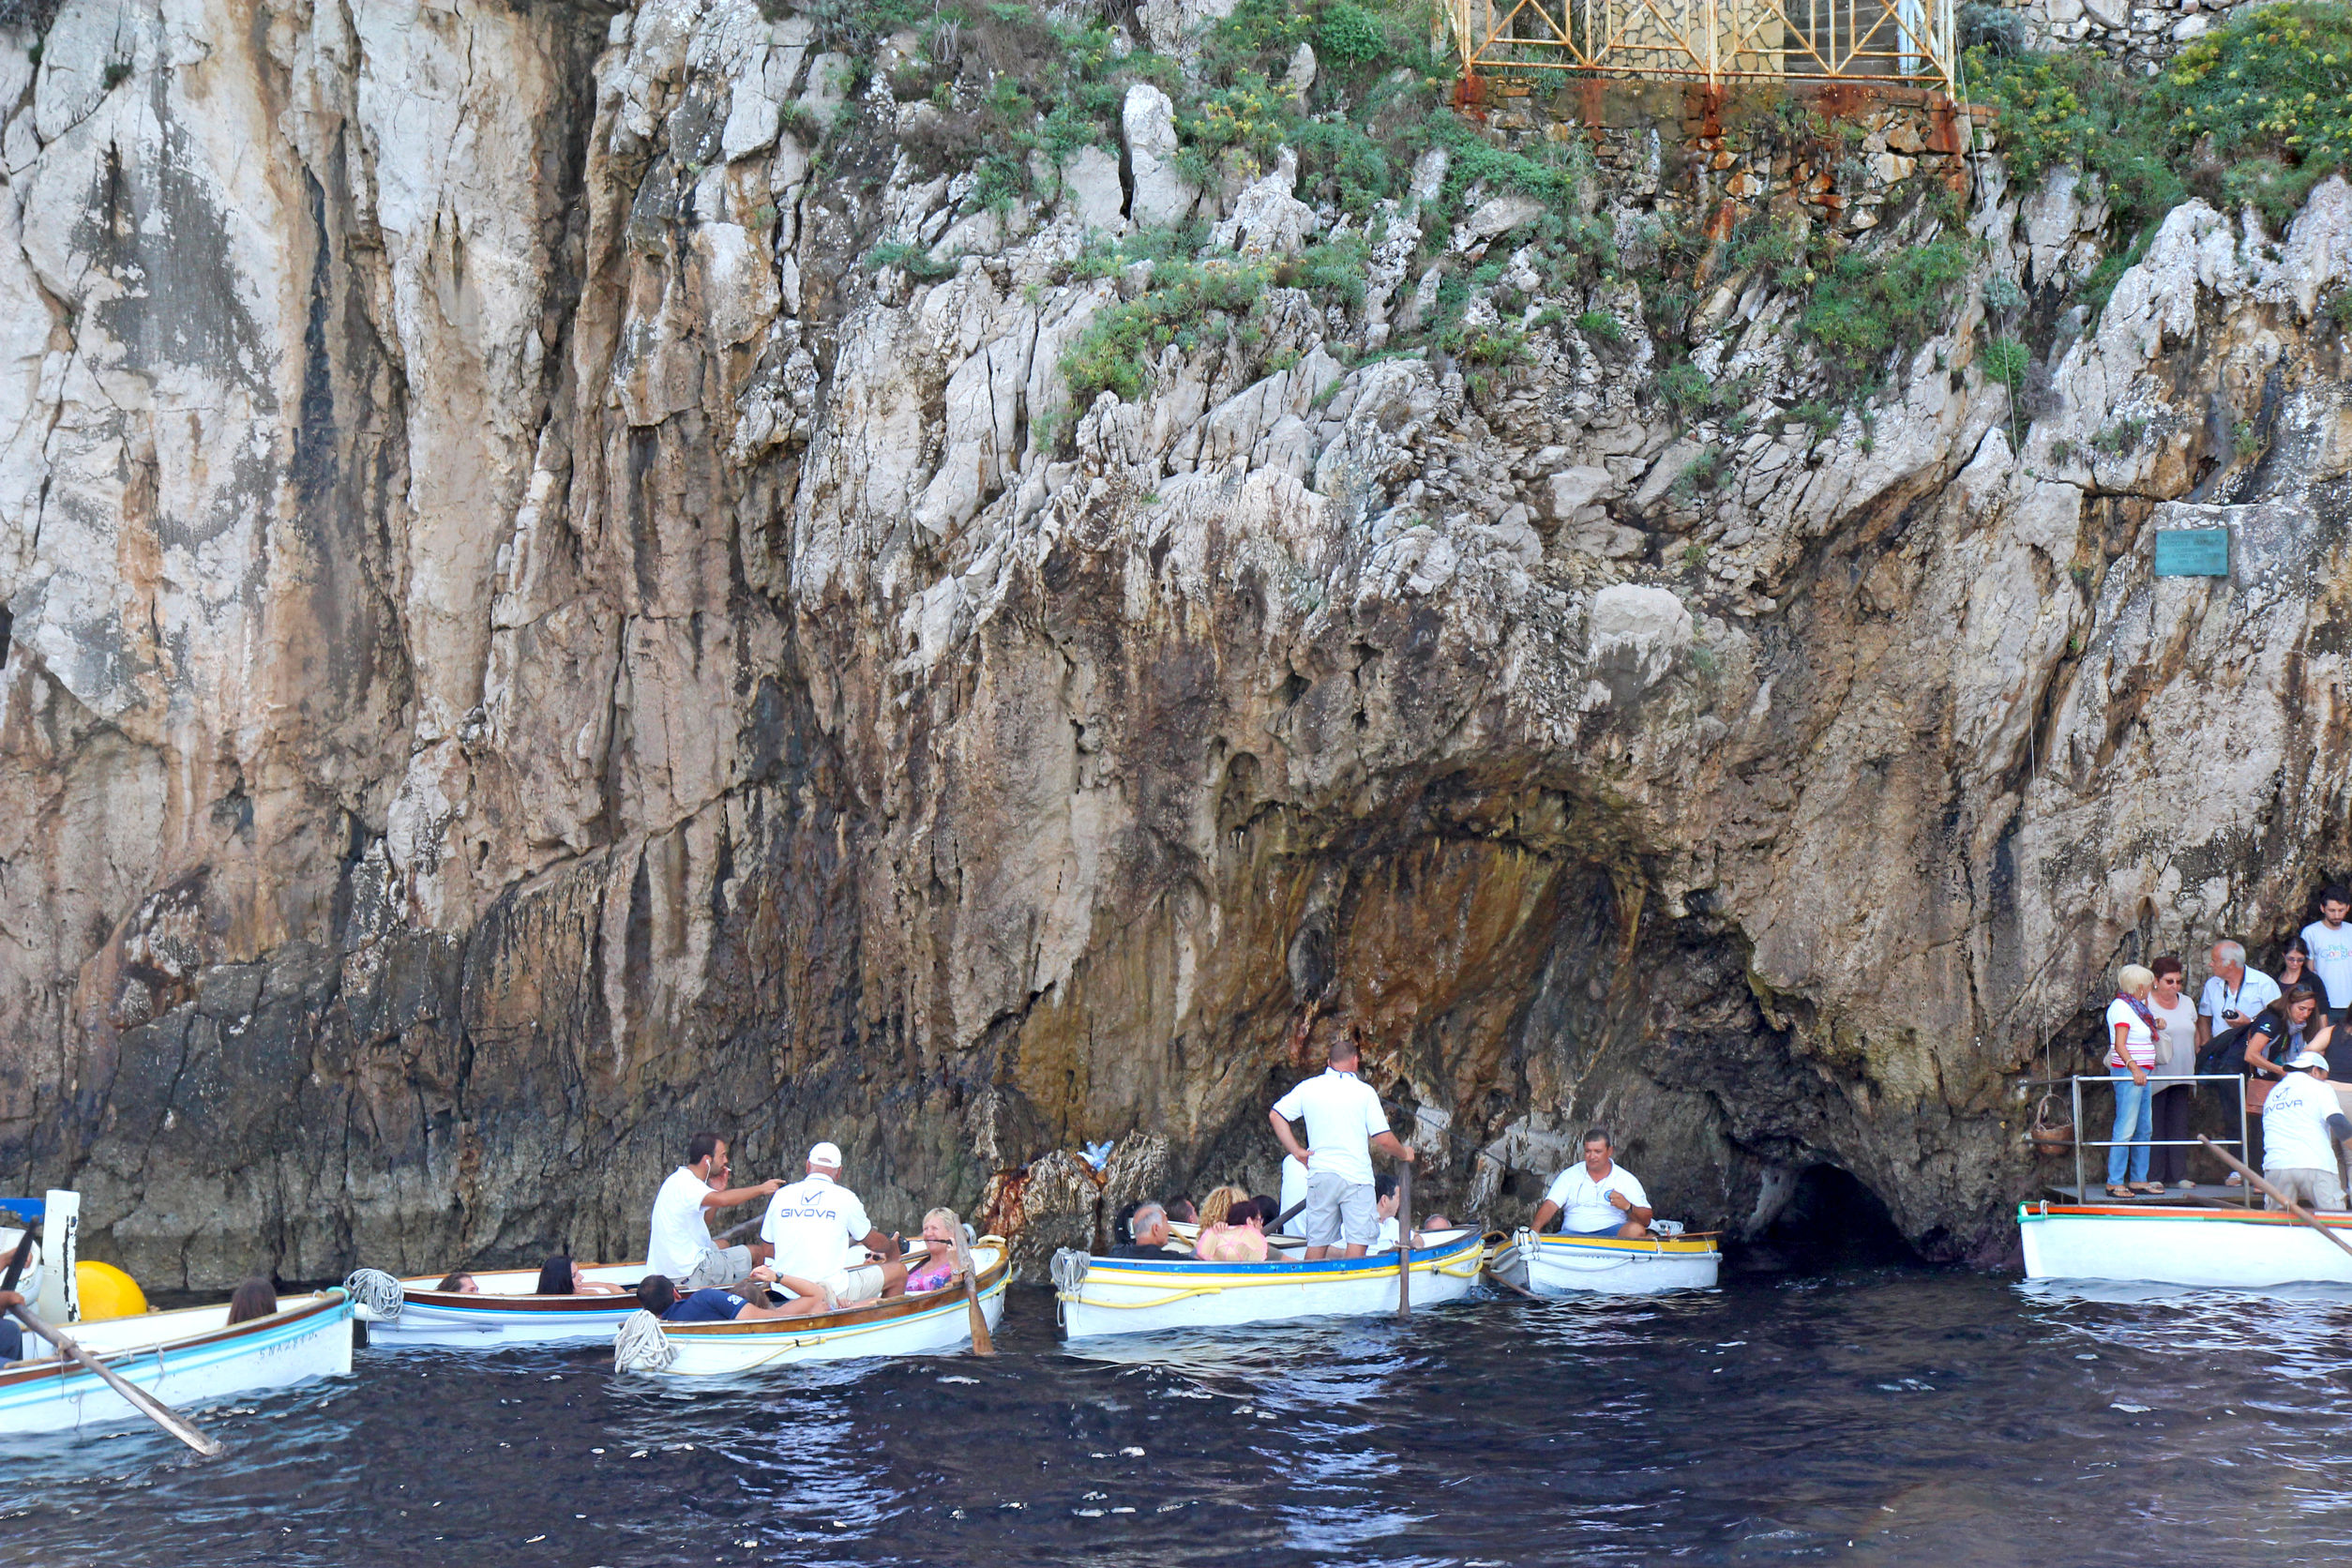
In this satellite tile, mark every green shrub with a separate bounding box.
[1575,309,1623,343]
[865,241,961,279]
[1796,235,1977,395]
[1968,3,2352,233]
[1318,2,1390,64]
[1981,336,2030,387]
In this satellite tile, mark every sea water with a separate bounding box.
[7,1268,2349,1565]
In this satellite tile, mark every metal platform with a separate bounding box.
[2044,1184,2259,1209]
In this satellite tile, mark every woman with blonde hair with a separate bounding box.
[2104,964,2162,1198]
[1197,1185,1251,1228]
[903,1207,963,1295]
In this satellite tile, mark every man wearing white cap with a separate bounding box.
[2258,1051,2352,1211]
[761,1142,909,1304]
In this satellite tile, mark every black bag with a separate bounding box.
[2198,1022,2254,1077]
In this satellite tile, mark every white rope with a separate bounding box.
[1048,1247,1090,1297]
[341,1268,404,1322]
[612,1308,676,1373]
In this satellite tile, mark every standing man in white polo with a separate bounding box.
[761,1141,910,1304]
[1269,1030,1416,1260]
[646,1132,784,1289]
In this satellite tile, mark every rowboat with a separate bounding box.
[2019,1200,2352,1289]
[1485,1227,1721,1296]
[1050,1228,1485,1338]
[356,1262,647,1348]
[0,1289,353,1438]
[654,1239,1010,1375]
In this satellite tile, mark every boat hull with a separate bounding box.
[365,1262,647,1348]
[656,1244,1010,1374]
[1056,1229,1485,1339]
[1485,1229,1721,1296]
[2020,1201,2352,1289]
[0,1290,354,1438]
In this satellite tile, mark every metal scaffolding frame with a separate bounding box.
[1451,0,1959,95]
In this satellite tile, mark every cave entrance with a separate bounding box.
[1746,1164,1916,1273]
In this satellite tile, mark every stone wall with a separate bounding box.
[2009,0,2265,72]
[1474,78,1987,236]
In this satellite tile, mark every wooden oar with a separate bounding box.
[1395,1161,1413,1319]
[955,1233,995,1356]
[2199,1137,2352,1266]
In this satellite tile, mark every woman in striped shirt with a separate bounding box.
[2104,964,2162,1198]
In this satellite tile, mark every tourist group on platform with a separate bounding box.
[2103,886,2352,1207]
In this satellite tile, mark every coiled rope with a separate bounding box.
[1048,1247,1090,1298]
[341,1268,405,1322]
[612,1308,676,1373]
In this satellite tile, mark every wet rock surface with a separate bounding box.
[1,0,2348,1288]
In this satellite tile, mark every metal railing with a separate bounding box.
[1450,0,1960,94]
[2067,1074,2254,1205]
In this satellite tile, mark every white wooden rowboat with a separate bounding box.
[1051,1229,1485,1338]
[359,1262,647,1348]
[1485,1227,1721,1296]
[655,1240,1010,1375]
[2019,1200,2352,1289]
[0,1289,354,1439]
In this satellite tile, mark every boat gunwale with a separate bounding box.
[0,1289,351,1393]
[1500,1232,1722,1256]
[2018,1202,2352,1227]
[660,1248,1009,1339]
[1069,1229,1485,1285]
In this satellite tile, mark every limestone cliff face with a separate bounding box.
[2,0,2347,1287]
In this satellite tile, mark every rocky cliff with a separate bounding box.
[2,0,2347,1287]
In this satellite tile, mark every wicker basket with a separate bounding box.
[2027,1092,2074,1158]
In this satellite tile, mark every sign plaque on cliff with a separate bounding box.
[2154,528,2229,578]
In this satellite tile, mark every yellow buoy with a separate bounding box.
[75,1259,148,1320]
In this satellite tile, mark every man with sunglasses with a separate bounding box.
[646,1132,785,1289]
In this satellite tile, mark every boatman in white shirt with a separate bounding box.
[646,1132,785,1289]
[2261,1051,2352,1211]
[761,1141,910,1304]
[1530,1128,1653,1239]
[1269,1030,1417,1260]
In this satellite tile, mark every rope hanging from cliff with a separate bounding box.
[612,1308,676,1373]
[341,1268,405,1322]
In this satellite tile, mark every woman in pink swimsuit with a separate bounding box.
[904,1207,963,1293]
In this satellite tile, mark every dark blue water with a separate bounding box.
[7,1270,2351,1565]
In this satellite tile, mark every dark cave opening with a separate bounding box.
[1739,1164,1918,1274]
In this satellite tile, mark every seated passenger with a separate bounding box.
[636,1273,833,1323]
[1197,1185,1251,1229]
[904,1208,963,1294]
[0,1289,23,1363]
[535,1256,628,1295]
[1422,1213,1453,1230]
[1530,1127,1653,1239]
[226,1277,278,1325]
[1109,1201,1180,1259]
[1372,1173,1406,1250]
[2262,1050,2352,1211]
[435,1271,479,1293]
[1165,1197,1199,1225]
[1194,1198,1271,1262]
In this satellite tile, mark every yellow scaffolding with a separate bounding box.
[1450,0,1959,94]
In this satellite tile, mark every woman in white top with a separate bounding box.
[2145,956,2199,1189]
[2104,964,2161,1198]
